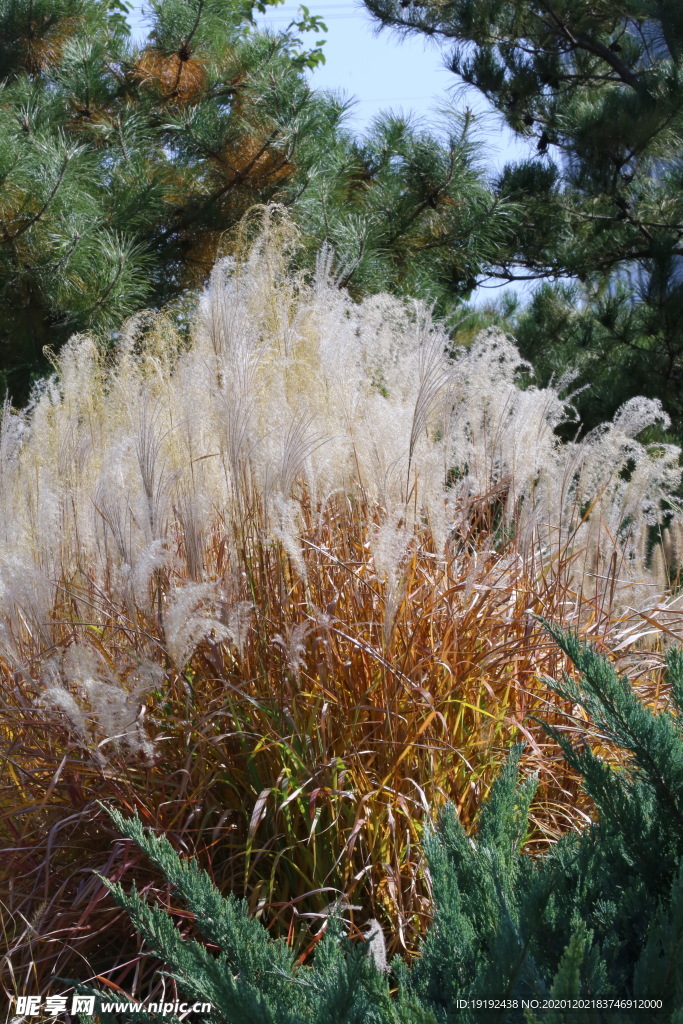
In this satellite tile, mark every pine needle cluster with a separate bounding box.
[362,0,683,440]
[0,0,513,403]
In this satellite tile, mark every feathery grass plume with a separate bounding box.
[2,207,683,996]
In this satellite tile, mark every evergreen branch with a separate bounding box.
[89,250,125,312]
[3,151,74,243]
[572,32,640,88]
[541,624,683,832]
[534,1,640,87]
[114,115,130,163]
[182,0,205,54]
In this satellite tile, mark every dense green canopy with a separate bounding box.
[364,0,683,436]
[0,0,511,402]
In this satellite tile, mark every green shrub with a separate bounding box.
[89,626,683,1022]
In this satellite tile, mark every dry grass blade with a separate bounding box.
[1,208,682,997]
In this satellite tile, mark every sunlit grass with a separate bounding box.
[1,209,682,1000]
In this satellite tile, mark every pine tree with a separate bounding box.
[0,0,511,404]
[295,108,512,310]
[512,275,683,440]
[0,0,336,400]
[362,0,683,439]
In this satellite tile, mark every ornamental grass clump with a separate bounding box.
[1,209,683,996]
[83,630,683,1023]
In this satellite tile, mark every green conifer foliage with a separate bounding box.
[0,0,333,399]
[92,806,431,1024]
[0,0,511,404]
[94,628,683,1022]
[362,0,683,438]
[295,108,512,307]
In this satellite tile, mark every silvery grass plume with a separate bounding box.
[0,207,681,758]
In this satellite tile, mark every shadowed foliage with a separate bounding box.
[363,0,683,440]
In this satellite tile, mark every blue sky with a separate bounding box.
[263,4,534,173]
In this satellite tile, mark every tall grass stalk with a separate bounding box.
[2,208,682,998]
